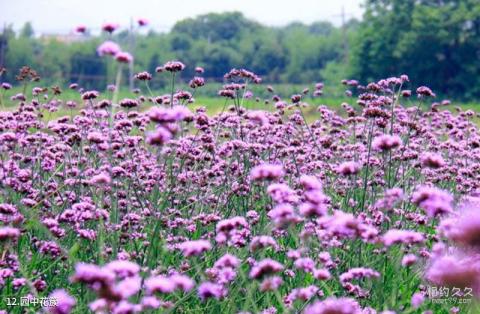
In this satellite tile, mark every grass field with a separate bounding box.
[2,84,478,122]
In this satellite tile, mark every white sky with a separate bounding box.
[0,0,364,35]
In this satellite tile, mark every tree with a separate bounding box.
[351,0,480,99]
[172,12,260,42]
[20,22,34,38]
[0,25,15,67]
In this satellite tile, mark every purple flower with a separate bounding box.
[412,186,453,217]
[291,94,302,103]
[115,276,142,299]
[135,71,152,81]
[218,89,236,99]
[119,98,139,108]
[170,274,195,292]
[12,93,26,101]
[0,227,20,241]
[250,236,278,252]
[145,276,176,294]
[0,204,18,214]
[421,152,445,169]
[303,297,360,314]
[105,260,140,279]
[425,254,480,294]
[339,267,380,284]
[145,274,194,294]
[216,216,249,234]
[146,127,173,146]
[141,296,161,309]
[260,276,283,292]
[294,257,315,273]
[288,285,320,302]
[71,263,115,286]
[375,188,404,210]
[268,203,300,228]
[250,164,284,181]
[299,175,322,191]
[88,299,107,312]
[87,131,106,144]
[81,90,99,100]
[416,86,436,97]
[137,18,149,27]
[102,22,119,33]
[177,240,212,257]
[299,179,329,218]
[336,161,362,176]
[318,211,360,238]
[249,259,284,279]
[411,292,425,309]
[1,82,12,90]
[313,269,331,280]
[440,200,480,248]
[198,282,225,301]
[189,77,205,88]
[12,278,27,289]
[372,134,402,151]
[247,111,270,126]
[382,229,425,247]
[46,289,76,314]
[214,254,241,269]
[97,41,121,57]
[115,52,133,64]
[164,61,185,72]
[75,25,86,34]
[267,183,298,203]
[88,173,111,186]
[148,106,191,124]
[401,254,418,267]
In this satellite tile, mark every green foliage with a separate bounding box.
[0,12,349,91]
[172,12,260,42]
[20,22,34,38]
[5,37,36,73]
[1,5,480,101]
[351,0,480,100]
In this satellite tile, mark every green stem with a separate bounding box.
[360,119,375,211]
[170,72,176,108]
[112,63,123,104]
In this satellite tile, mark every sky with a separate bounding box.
[0,0,364,35]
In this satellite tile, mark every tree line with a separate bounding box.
[1,0,479,100]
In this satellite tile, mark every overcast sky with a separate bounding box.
[0,0,364,35]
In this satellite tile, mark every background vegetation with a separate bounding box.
[0,0,479,100]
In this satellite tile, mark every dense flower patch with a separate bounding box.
[0,65,480,313]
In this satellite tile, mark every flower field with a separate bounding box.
[1,64,480,313]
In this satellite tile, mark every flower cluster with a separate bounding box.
[0,68,477,313]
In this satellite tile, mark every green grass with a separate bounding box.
[2,82,478,122]
[0,84,350,123]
